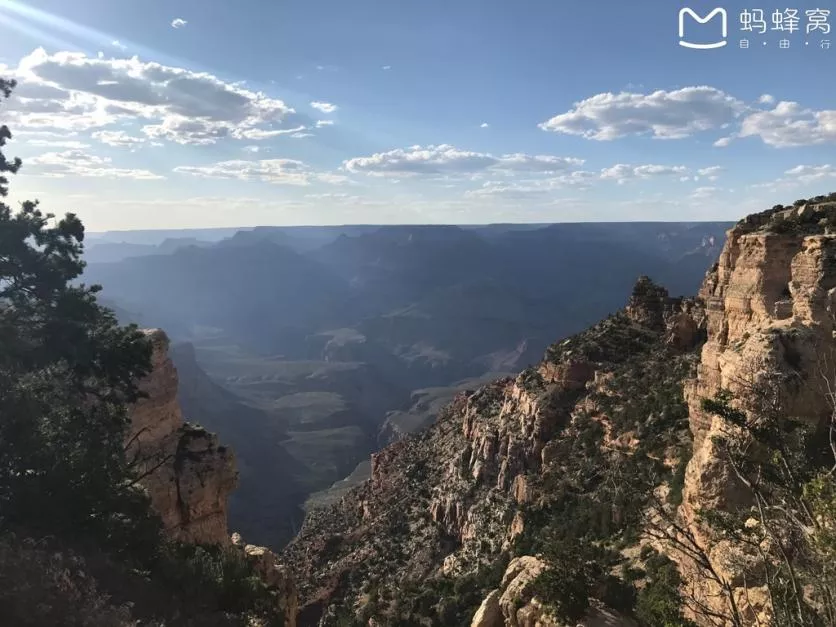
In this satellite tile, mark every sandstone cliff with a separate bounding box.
[127,329,238,545]
[677,200,836,622]
[279,197,836,627]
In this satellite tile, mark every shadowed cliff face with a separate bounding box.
[127,329,238,545]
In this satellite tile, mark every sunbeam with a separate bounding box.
[0,7,77,53]
[0,0,193,70]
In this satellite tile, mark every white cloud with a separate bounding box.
[111,40,127,51]
[464,183,553,200]
[92,130,145,147]
[291,132,314,139]
[305,192,354,200]
[697,166,723,178]
[174,158,349,186]
[690,186,721,200]
[736,102,836,147]
[480,122,489,128]
[693,165,723,181]
[343,145,584,177]
[758,94,775,105]
[310,101,338,114]
[463,173,603,200]
[141,117,229,145]
[26,149,163,179]
[539,86,745,140]
[785,164,836,184]
[5,48,297,144]
[467,162,699,196]
[244,145,260,153]
[748,164,836,196]
[171,18,188,29]
[382,65,392,71]
[20,139,91,149]
[599,163,688,183]
[315,119,334,128]
[232,125,307,141]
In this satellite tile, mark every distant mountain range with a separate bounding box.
[82,221,731,547]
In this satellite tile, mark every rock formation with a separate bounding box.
[232,533,300,625]
[277,198,836,626]
[127,329,238,545]
[128,329,299,626]
[470,556,636,627]
[677,200,836,621]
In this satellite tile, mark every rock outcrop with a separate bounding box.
[470,557,636,627]
[127,329,237,545]
[129,330,298,625]
[232,533,299,626]
[678,200,836,622]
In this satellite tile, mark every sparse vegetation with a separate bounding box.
[696,373,836,626]
[514,292,700,624]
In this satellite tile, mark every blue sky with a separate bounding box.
[0,0,834,230]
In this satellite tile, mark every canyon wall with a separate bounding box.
[679,202,836,622]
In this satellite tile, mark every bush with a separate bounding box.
[155,542,279,618]
[635,551,696,627]
[0,534,136,627]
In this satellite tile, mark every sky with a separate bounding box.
[0,0,834,231]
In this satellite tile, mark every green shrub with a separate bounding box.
[635,551,695,627]
[155,542,279,618]
[667,447,690,507]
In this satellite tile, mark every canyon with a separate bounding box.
[88,221,729,548]
[276,198,836,625]
[121,198,836,626]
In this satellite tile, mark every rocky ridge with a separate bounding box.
[282,275,706,626]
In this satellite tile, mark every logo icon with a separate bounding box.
[679,7,728,49]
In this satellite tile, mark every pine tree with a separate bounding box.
[0,78,157,551]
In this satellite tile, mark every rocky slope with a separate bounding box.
[282,276,706,626]
[280,196,836,627]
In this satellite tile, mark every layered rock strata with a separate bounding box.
[679,201,836,622]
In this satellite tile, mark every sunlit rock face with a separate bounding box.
[127,329,237,545]
[679,202,836,623]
